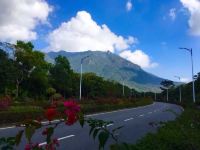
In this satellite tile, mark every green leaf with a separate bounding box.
[2,145,14,150]
[46,127,54,144]
[7,137,16,146]
[89,125,95,136]
[15,130,24,146]
[112,126,124,132]
[78,112,85,128]
[31,120,42,129]
[0,137,6,145]
[98,131,109,150]
[93,128,100,140]
[25,126,35,142]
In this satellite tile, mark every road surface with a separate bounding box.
[0,102,183,150]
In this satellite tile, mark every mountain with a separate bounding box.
[0,41,165,92]
[46,50,165,92]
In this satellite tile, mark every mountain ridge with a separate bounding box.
[0,41,165,92]
[46,50,165,92]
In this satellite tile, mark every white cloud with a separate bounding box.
[126,0,133,12]
[0,0,53,43]
[180,0,200,36]
[180,77,190,83]
[119,50,158,69]
[169,8,176,20]
[47,11,137,52]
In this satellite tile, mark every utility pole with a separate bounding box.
[174,76,182,103]
[122,81,125,96]
[179,48,196,103]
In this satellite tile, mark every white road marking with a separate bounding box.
[0,126,15,130]
[139,114,144,117]
[41,119,64,125]
[39,135,75,146]
[96,123,114,129]
[58,135,75,140]
[107,124,114,127]
[124,118,133,122]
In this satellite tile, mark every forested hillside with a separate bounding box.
[0,41,141,101]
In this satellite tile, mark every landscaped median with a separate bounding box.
[0,98,153,126]
[111,106,200,150]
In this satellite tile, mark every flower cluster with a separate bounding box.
[45,138,59,150]
[25,143,41,150]
[64,101,80,125]
[0,95,11,110]
[45,107,57,121]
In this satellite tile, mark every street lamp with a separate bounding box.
[179,47,196,103]
[122,80,125,96]
[174,76,182,103]
[79,55,90,100]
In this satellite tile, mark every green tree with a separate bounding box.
[49,55,73,98]
[0,49,17,95]
[14,41,50,99]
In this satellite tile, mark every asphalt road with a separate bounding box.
[0,102,183,150]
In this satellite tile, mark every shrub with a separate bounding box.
[0,95,12,111]
[0,106,44,124]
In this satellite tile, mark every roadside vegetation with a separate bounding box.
[157,73,200,104]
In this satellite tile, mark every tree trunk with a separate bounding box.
[16,82,19,98]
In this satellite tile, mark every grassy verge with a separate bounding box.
[0,98,153,126]
[111,107,200,150]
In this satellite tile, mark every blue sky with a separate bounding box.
[0,0,199,82]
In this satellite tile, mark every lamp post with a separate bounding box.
[79,56,90,100]
[179,48,196,103]
[174,76,182,103]
[122,80,125,96]
[154,92,157,101]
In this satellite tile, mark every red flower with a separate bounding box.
[63,101,80,112]
[25,144,31,150]
[63,100,80,125]
[53,138,59,146]
[65,110,77,125]
[45,108,57,121]
[42,128,48,135]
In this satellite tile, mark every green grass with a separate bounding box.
[9,106,43,112]
[0,106,44,125]
[111,107,200,150]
